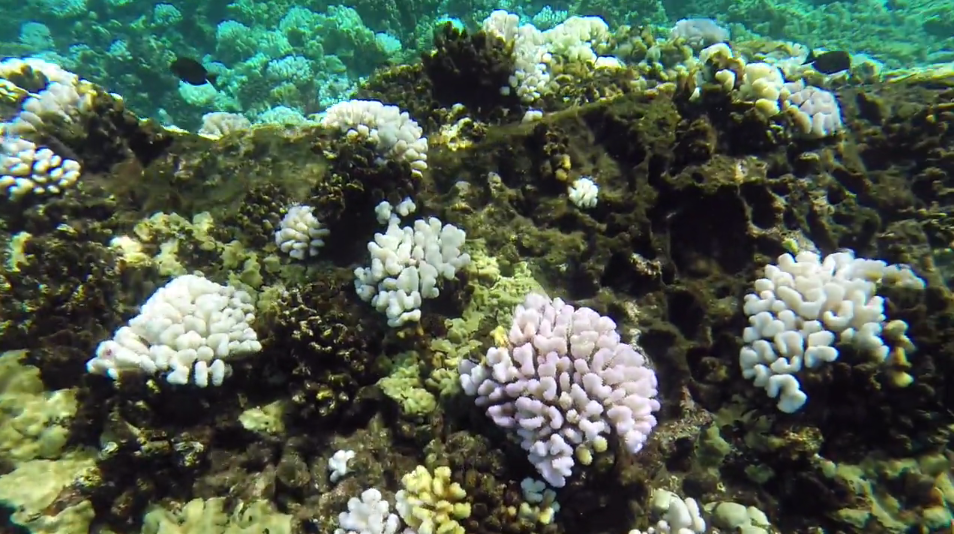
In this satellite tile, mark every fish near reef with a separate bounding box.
[170,57,219,89]
[804,50,851,74]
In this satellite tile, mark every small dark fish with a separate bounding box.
[804,50,851,74]
[170,56,218,88]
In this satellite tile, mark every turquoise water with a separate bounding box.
[0,0,952,533]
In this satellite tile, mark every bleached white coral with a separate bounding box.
[334,488,400,534]
[630,489,706,534]
[373,197,416,225]
[0,57,93,136]
[738,62,785,117]
[328,449,356,483]
[782,80,844,138]
[482,12,552,102]
[321,100,428,178]
[0,137,81,199]
[17,82,84,129]
[482,11,618,104]
[568,177,598,209]
[0,57,78,86]
[594,56,623,69]
[354,200,471,327]
[522,109,544,122]
[740,250,924,412]
[198,111,251,139]
[505,28,553,103]
[86,274,263,387]
[699,43,733,66]
[544,16,611,63]
[274,204,330,260]
[481,10,520,42]
[0,58,94,202]
[670,18,730,49]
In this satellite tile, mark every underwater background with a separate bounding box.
[0,0,953,532]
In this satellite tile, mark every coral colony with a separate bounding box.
[0,3,952,534]
[460,293,660,487]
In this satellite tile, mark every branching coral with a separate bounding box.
[460,293,660,487]
[396,465,472,534]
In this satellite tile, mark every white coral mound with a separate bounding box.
[0,57,93,136]
[782,80,844,138]
[321,100,428,178]
[568,177,598,209]
[334,488,400,534]
[198,111,251,139]
[87,274,262,387]
[740,250,924,413]
[481,10,616,103]
[275,204,330,260]
[630,489,706,534]
[0,57,78,86]
[355,200,470,327]
[0,137,81,199]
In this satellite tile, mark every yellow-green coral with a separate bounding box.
[0,351,77,462]
[515,478,560,525]
[221,240,265,289]
[0,452,97,533]
[0,352,98,532]
[131,211,217,276]
[5,231,31,271]
[425,338,476,397]
[464,245,543,325]
[141,497,292,534]
[125,210,315,297]
[423,245,543,395]
[396,465,471,534]
[826,452,954,531]
[0,78,28,102]
[239,400,287,436]
[379,352,437,417]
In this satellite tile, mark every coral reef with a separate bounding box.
[1,10,953,534]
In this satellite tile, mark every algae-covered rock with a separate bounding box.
[379,351,437,418]
[141,497,292,534]
[0,350,77,462]
[239,400,287,436]
[0,451,98,532]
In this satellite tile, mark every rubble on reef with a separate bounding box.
[1,28,954,534]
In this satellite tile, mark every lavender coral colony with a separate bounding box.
[460,293,660,487]
[1,2,954,534]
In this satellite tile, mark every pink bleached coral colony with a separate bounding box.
[459,293,661,487]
